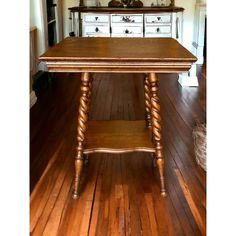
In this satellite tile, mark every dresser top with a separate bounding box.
[68,6,184,13]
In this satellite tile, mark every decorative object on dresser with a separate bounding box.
[170,0,174,7]
[157,0,170,7]
[127,0,143,8]
[108,0,124,8]
[121,0,130,7]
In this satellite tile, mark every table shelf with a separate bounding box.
[84,120,155,154]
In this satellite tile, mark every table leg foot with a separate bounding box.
[155,157,166,196]
[161,191,167,197]
[72,193,79,200]
[73,158,83,199]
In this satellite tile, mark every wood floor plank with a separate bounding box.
[175,168,206,236]
[165,149,204,235]
[42,163,73,236]
[121,155,143,236]
[93,155,114,236]
[31,143,73,235]
[88,157,104,236]
[30,141,68,232]
[107,156,125,236]
[164,165,197,235]
[141,153,180,236]
[160,93,206,215]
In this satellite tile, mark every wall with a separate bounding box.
[176,0,197,50]
[62,0,79,38]
[30,0,63,70]
[30,0,46,59]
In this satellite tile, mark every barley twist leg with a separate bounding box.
[73,72,91,199]
[83,74,94,166]
[144,75,152,128]
[148,73,166,197]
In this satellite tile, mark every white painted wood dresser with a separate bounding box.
[69,7,184,43]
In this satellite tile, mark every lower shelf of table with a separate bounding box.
[83,120,155,154]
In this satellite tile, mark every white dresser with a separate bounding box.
[70,7,183,42]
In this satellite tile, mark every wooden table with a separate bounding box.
[40,37,196,199]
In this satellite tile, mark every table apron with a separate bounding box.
[45,65,193,73]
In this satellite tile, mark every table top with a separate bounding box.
[40,37,197,73]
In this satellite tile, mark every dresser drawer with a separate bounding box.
[83,25,110,37]
[145,14,171,24]
[84,14,109,23]
[145,25,171,34]
[111,14,143,23]
[112,25,143,35]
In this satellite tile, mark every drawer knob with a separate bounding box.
[125,29,129,34]
[157,17,161,21]
[122,16,134,23]
[95,27,99,32]
[95,17,98,21]
[156,27,160,32]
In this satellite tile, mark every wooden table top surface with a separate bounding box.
[40,37,196,73]
[40,37,196,62]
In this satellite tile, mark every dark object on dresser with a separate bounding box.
[108,0,124,7]
[127,0,143,8]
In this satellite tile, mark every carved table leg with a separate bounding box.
[148,73,166,197]
[83,74,94,166]
[144,75,157,167]
[144,75,152,128]
[73,72,91,199]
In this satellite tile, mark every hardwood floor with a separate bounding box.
[30,69,206,236]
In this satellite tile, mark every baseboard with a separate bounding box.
[30,91,37,108]
[178,74,199,87]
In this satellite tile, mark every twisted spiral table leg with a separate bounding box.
[83,74,94,166]
[148,73,166,197]
[144,75,152,128]
[73,72,91,199]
